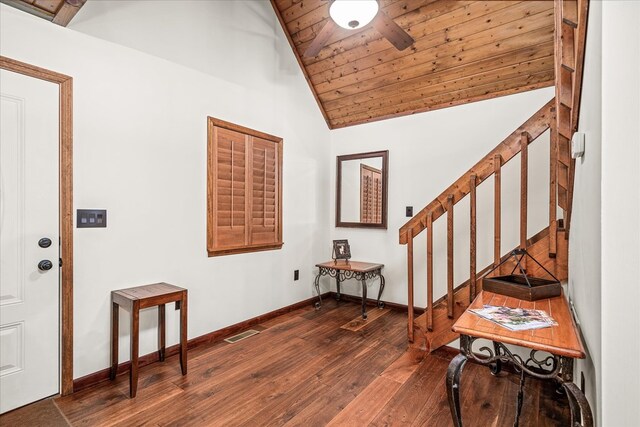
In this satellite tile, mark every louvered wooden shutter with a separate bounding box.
[250,137,279,245]
[212,127,247,249]
[208,118,283,256]
[360,165,382,224]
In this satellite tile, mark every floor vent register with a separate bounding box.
[224,329,261,344]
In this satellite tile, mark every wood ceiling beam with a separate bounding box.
[52,0,86,27]
[1,0,86,26]
[1,0,55,20]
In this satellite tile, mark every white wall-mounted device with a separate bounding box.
[571,132,586,158]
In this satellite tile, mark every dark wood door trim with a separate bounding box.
[0,56,74,396]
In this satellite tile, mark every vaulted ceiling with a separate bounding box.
[271,0,555,129]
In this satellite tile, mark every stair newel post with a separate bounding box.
[549,112,558,257]
[407,228,414,343]
[520,132,529,271]
[447,195,454,319]
[494,154,502,274]
[469,175,477,302]
[426,212,434,331]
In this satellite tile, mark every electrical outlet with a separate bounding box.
[406,206,413,217]
[294,270,299,281]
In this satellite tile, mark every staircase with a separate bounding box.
[399,0,589,352]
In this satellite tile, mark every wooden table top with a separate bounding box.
[452,291,585,359]
[112,282,186,301]
[316,261,384,273]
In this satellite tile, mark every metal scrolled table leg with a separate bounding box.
[336,274,341,302]
[490,341,502,375]
[563,381,593,427]
[361,278,368,319]
[446,352,468,427]
[376,273,386,309]
[314,273,322,310]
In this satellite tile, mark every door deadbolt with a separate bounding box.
[38,238,52,248]
[38,260,53,271]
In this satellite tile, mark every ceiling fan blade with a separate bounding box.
[373,11,414,51]
[304,19,337,58]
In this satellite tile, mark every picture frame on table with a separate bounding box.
[332,239,351,264]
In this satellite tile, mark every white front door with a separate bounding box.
[0,69,60,413]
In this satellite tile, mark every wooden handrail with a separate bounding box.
[399,99,555,245]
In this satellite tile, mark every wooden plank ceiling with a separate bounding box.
[1,0,86,26]
[271,0,555,129]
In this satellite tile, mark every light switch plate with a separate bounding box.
[77,209,107,228]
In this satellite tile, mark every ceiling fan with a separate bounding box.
[304,0,415,58]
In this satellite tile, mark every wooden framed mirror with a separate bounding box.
[336,150,388,229]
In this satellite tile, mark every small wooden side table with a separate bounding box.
[110,282,188,398]
[314,261,385,319]
[446,291,592,427]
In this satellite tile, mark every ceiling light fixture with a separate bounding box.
[329,0,379,30]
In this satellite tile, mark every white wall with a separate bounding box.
[69,1,282,92]
[569,0,602,423]
[0,3,331,379]
[327,88,555,307]
[600,1,640,425]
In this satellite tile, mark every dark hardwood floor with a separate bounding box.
[3,300,570,426]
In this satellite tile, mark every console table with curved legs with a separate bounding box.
[314,261,385,319]
[447,291,593,427]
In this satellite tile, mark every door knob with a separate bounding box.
[38,260,53,271]
[38,238,52,248]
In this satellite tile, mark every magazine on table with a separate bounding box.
[470,305,558,331]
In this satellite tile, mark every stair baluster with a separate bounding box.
[549,112,558,257]
[447,195,454,319]
[494,153,502,274]
[426,212,434,331]
[469,175,477,302]
[407,228,414,343]
[520,133,529,271]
